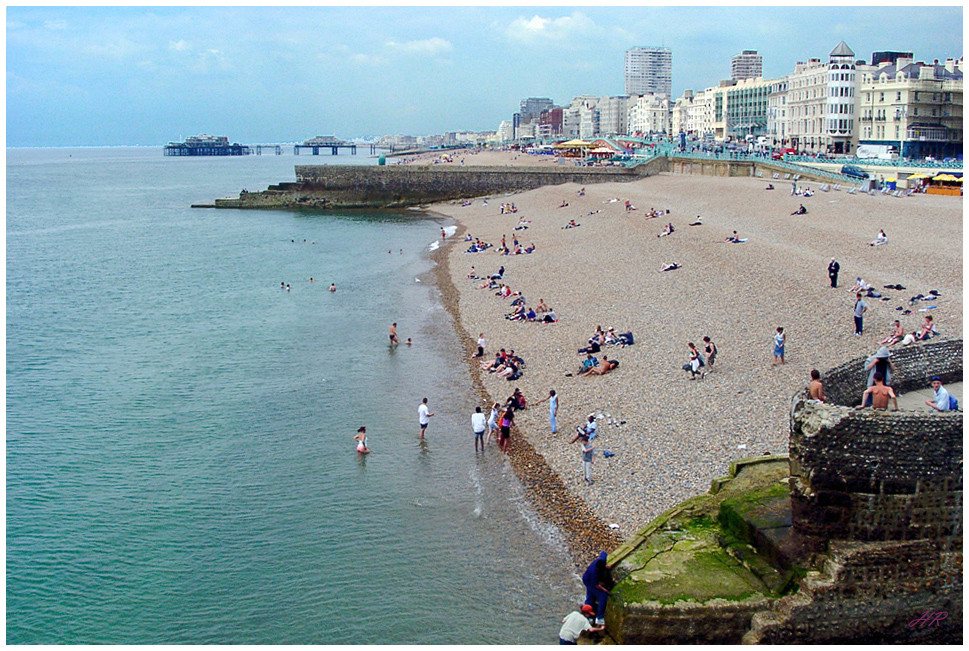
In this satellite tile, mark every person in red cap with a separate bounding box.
[558,604,604,644]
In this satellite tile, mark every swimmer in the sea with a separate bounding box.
[354,426,370,454]
[405,338,412,346]
[329,283,336,292]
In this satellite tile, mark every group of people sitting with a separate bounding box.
[644,207,670,219]
[499,203,518,214]
[506,296,557,323]
[464,238,492,253]
[480,347,526,381]
[879,315,938,347]
[578,326,633,354]
[474,265,506,288]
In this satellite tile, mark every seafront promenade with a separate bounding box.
[425,149,963,551]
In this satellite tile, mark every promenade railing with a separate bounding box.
[785,155,962,170]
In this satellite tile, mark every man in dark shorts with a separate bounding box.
[418,397,434,438]
[390,322,400,345]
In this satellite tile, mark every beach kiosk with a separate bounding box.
[553,139,593,158]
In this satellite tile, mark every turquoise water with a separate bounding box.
[6,148,581,643]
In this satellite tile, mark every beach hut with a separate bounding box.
[926,173,963,196]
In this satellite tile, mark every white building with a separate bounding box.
[784,41,859,154]
[627,94,671,135]
[624,46,672,98]
[597,96,632,136]
[731,50,763,81]
[497,120,515,143]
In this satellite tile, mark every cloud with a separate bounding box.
[43,19,67,30]
[169,40,189,51]
[384,37,452,57]
[504,11,600,45]
[349,53,386,66]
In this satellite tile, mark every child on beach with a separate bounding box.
[354,427,370,454]
[487,402,501,446]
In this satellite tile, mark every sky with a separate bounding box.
[5,4,966,147]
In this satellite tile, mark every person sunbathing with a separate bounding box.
[879,320,907,346]
[579,355,619,376]
[661,262,681,271]
[724,231,740,243]
[563,220,580,229]
[765,183,774,190]
[847,277,870,293]
[791,204,807,215]
[688,216,702,226]
[559,200,569,208]
[657,222,674,237]
[536,299,549,313]
[914,315,937,341]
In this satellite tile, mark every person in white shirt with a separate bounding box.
[418,398,434,438]
[471,406,487,452]
[558,604,603,644]
[925,377,952,412]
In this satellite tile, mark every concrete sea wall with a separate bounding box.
[212,164,652,210]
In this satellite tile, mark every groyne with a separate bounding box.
[206,164,652,210]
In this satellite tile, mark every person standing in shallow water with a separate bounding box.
[389,322,399,345]
[354,427,370,454]
[418,397,434,438]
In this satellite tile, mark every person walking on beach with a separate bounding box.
[853,293,868,336]
[772,327,786,365]
[471,406,487,452]
[354,427,370,454]
[702,336,717,371]
[390,322,400,345]
[581,551,611,625]
[499,407,514,454]
[537,389,558,433]
[558,605,603,644]
[827,258,840,288]
[487,402,501,446]
[418,398,434,438]
[567,433,595,484]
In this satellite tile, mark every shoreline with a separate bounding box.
[429,222,623,569]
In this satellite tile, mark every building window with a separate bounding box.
[896,91,901,101]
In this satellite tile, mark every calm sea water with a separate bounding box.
[6,147,581,644]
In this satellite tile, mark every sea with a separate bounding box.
[5,147,582,644]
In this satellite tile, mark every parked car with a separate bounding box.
[840,164,869,180]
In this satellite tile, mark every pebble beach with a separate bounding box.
[419,150,964,561]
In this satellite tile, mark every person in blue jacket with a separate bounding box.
[582,551,611,625]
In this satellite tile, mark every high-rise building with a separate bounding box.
[519,97,554,120]
[731,50,763,81]
[624,47,672,98]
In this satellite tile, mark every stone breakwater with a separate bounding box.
[210,165,651,210]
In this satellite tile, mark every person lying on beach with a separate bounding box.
[657,222,675,238]
[869,229,888,246]
[578,188,585,196]
[495,359,520,378]
[490,266,505,280]
[765,183,774,190]
[661,262,681,271]
[536,299,550,313]
[791,204,807,215]
[563,220,580,229]
[587,210,601,216]
[579,355,619,376]
[559,200,569,208]
[478,279,500,289]
[524,243,536,253]
[880,320,907,346]
[688,216,703,226]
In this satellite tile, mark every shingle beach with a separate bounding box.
[419,150,964,564]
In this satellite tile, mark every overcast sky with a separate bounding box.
[6,5,965,147]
